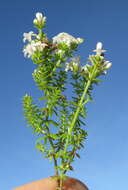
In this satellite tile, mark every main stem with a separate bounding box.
[63,80,91,154]
[63,64,98,167]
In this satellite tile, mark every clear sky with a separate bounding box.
[0,0,128,189]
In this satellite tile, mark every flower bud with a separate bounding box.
[76,38,84,44]
[104,62,112,70]
[33,18,38,25]
[96,42,103,50]
[93,42,106,56]
[36,12,43,23]
[73,63,79,72]
[81,64,90,74]
[43,16,47,23]
[33,12,46,28]
[81,65,88,72]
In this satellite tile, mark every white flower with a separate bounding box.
[23,41,48,58]
[34,41,48,51]
[71,56,80,66]
[93,42,106,56]
[23,43,35,58]
[81,64,90,72]
[36,13,43,22]
[65,63,71,72]
[76,37,84,44]
[33,12,46,25]
[52,32,83,47]
[33,69,37,73]
[57,50,63,54]
[65,57,80,72]
[96,42,103,49]
[33,69,41,74]
[55,49,64,55]
[23,31,34,42]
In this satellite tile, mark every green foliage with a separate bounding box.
[22,13,111,178]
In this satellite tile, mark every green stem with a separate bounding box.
[63,80,91,154]
[63,64,98,172]
[45,116,59,176]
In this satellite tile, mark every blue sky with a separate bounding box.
[0,0,128,189]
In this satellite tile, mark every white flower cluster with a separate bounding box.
[81,58,111,76]
[65,57,80,72]
[33,12,46,26]
[23,41,48,58]
[64,42,112,74]
[81,60,112,75]
[23,13,48,58]
[52,32,84,47]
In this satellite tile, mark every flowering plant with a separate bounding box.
[22,12,112,188]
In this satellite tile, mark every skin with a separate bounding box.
[13,176,89,190]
